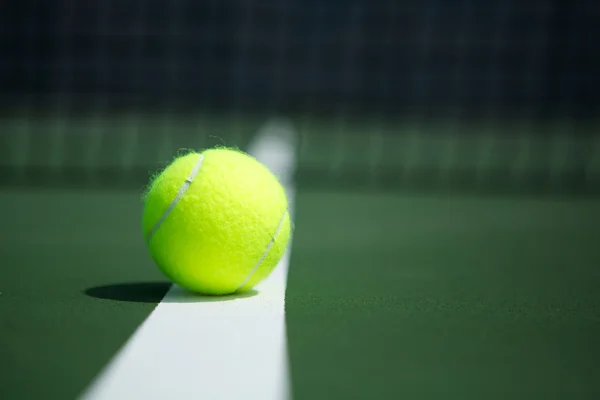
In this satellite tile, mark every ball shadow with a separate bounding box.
[84,282,171,303]
[84,282,258,303]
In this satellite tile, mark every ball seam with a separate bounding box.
[234,209,288,292]
[146,154,205,243]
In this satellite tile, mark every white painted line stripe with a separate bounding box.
[81,118,297,400]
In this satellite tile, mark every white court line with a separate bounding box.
[81,118,297,400]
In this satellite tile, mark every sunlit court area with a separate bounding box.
[1,1,600,399]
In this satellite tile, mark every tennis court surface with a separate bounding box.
[1,113,599,399]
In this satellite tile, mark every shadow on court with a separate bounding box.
[84,282,258,303]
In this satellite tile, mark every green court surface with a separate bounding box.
[0,190,167,399]
[1,187,600,399]
[287,191,600,399]
[1,113,599,399]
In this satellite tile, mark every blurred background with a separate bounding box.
[0,0,599,194]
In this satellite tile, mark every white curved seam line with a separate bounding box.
[236,209,288,291]
[146,154,205,243]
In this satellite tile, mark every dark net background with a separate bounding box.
[1,0,599,193]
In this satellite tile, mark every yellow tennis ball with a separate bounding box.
[142,147,291,295]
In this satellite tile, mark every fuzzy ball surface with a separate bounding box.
[142,147,291,295]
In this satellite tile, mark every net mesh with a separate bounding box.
[1,0,599,193]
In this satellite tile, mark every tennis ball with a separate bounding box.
[142,147,291,295]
